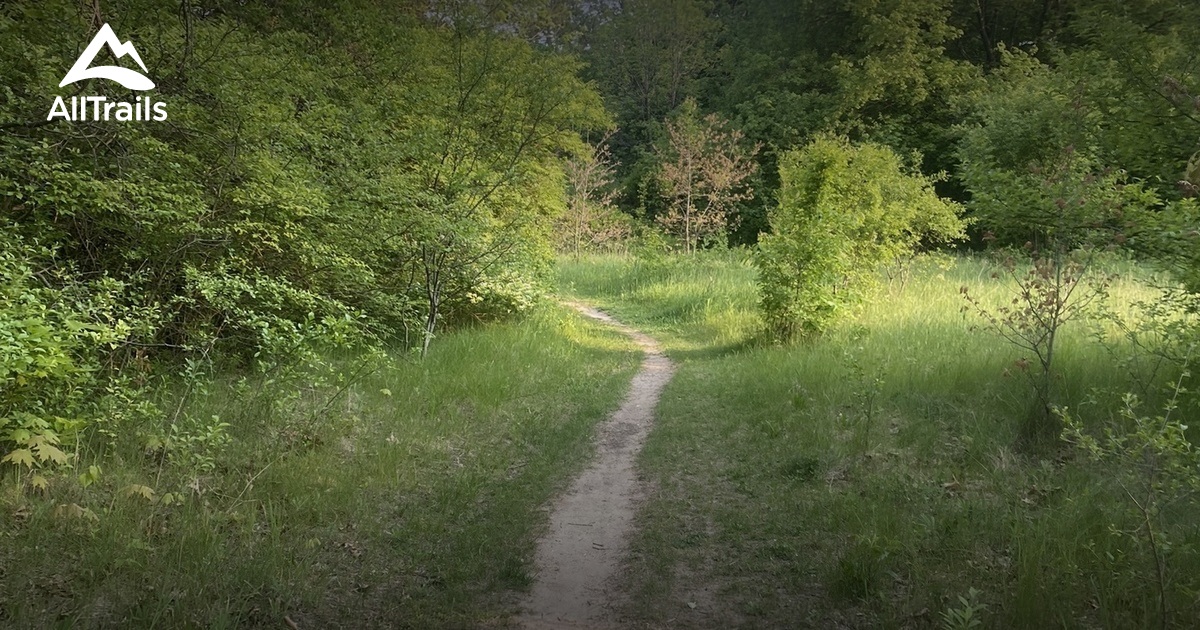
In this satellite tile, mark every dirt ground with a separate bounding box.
[517,304,676,629]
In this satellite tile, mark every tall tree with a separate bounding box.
[392,27,609,356]
[585,0,717,200]
[947,0,1073,67]
[587,0,714,124]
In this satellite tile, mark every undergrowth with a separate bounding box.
[0,305,640,628]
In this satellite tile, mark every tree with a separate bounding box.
[947,0,1072,68]
[392,26,609,357]
[655,99,759,253]
[586,0,714,126]
[584,0,716,203]
[0,0,610,468]
[957,47,1161,441]
[756,135,965,340]
[1064,0,1200,198]
[556,133,629,258]
[830,0,979,179]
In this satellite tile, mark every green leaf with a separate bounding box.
[32,441,69,465]
[123,484,156,501]
[2,448,35,468]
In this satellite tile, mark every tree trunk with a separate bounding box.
[685,163,694,254]
[422,249,444,359]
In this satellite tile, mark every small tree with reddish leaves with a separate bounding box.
[655,99,759,253]
[960,147,1155,443]
[962,251,1112,441]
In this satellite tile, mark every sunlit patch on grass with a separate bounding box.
[558,251,1200,628]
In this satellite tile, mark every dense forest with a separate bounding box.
[4,0,1200,627]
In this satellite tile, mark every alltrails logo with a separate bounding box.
[47,23,167,122]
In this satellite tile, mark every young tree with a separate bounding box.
[382,24,609,357]
[656,99,759,253]
[556,133,628,258]
[957,47,1162,442]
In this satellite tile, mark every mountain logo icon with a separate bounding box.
[60,23,155,91]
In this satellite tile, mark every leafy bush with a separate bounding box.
[956,47,1161,252]
[1,0,606,366]
[1062,384,1200,629]
[0,230,153,471]
[756,135,965,339]
[0,0,607,474]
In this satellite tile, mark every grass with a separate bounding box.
[557,250,1200,629]
[6,251,1196,628]
[0,304,641,628]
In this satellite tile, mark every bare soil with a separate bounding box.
[517,304,675,629]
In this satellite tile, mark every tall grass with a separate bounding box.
[0,305,640,628]
[557,250,760,355]
[558,251,1199,628]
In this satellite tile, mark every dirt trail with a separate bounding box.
[518,303,675,630]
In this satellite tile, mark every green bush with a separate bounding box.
[955,47,1161,253]
[0,0,608,473]
[0,231,144,471]
[756,135,965,339]
[1,0,606,365]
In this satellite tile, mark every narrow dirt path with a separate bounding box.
[518,303,675,630]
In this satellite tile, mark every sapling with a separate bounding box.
[1061,368,1200,630]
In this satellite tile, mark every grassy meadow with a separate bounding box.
[4,250,1197,629]
[0,305,640,628]
[558,251,1200,629]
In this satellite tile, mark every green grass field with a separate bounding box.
[0,305,640,628]
[558,251,1200,629]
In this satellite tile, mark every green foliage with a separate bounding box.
[831,0,978,158]
[1064,0,1200,193]
[756,135,965,339]
[1,0,605,355]
[0,0,608,465]
[703,0,978,224]
[585,0,716,175]
[582,0,1198,261]
[1062,379,1200,629]
[941,587,987,630]
[955,46,1175,441]
[0,230,143,472]
[957,47,1161,250]
[0,305,641,626]
[1128,198,1200,294]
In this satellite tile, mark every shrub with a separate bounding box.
[756,135,965,339]
[0,231,145,473]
